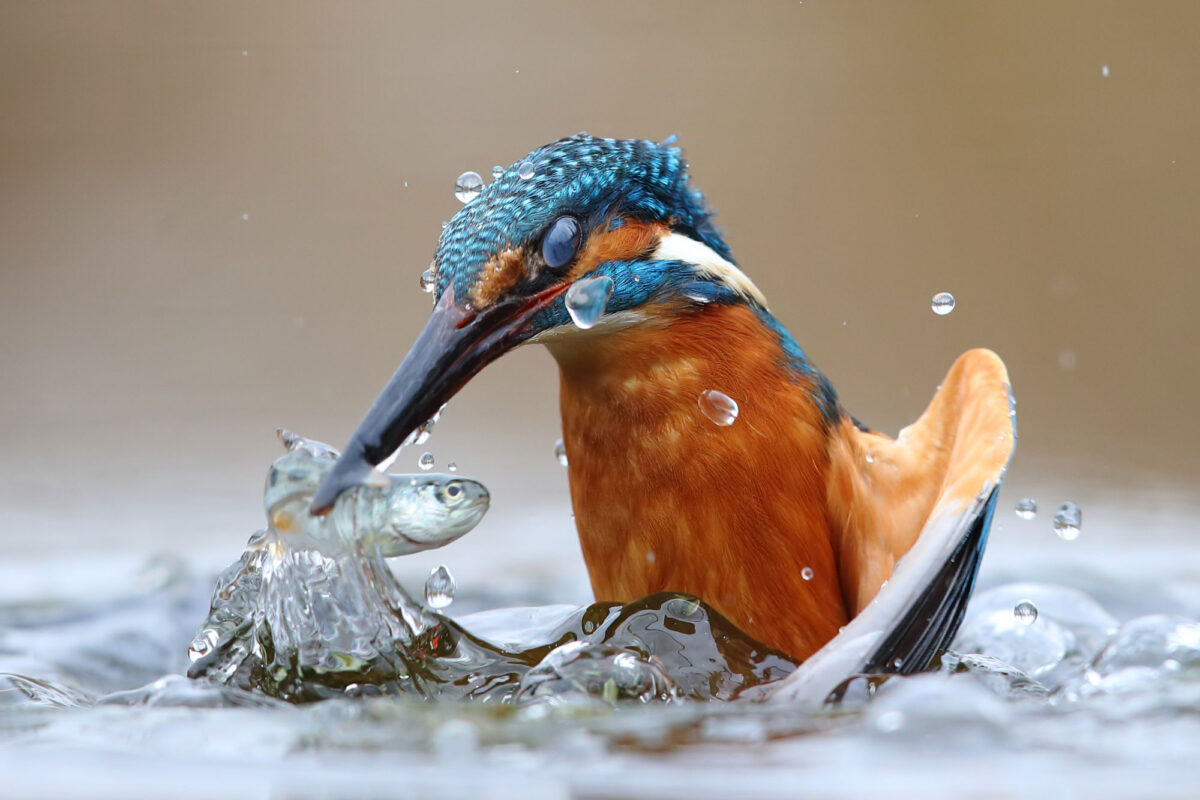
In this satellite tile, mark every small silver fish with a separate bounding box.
[268,428,488,556]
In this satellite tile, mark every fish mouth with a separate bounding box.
[310,283,566,514]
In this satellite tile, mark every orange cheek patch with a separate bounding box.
[469,247,526,308]
[568,221,667,281]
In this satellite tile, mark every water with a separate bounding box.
[1014,600,1038,625]
[454,171,484,203]
[931,291,956,315]
[418,451,435,470]
[424,565,456,609]
[1054,501,1083,540]
[564,275,614,329]
[698,389,739,427]
[518,161,536,180]
[419,264,436,293]
[801,567,814,581]
[554,438,568,467]
[0,440,1197,798]
[491,165,504,179]
[1015,498,1038,520]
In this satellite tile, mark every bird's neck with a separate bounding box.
[546,303,850,659]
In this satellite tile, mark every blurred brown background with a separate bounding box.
[1,2,1197,577]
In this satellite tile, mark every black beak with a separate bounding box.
[310,283,566,514]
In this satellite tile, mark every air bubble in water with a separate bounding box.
[491,165,504,179]
[454,171,483,204]
[418,452,435,471]
[554,438,568,467]
[801,567,814,581]
[1053,502,1082,540]
[931,292,956,315]
[518,161,536,180]
[1014,498,1037,520]
[698,389,739,427]
[420,264,436,293]
[424,565,456,609]
[565,275,614,329]
[1014,600,1039,625]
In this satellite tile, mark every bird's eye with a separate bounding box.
[542,216,582,269]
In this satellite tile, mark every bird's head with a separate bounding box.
[311,133,767,512]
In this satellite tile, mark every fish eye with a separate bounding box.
[439,481,464,504]
[541,216,582,269]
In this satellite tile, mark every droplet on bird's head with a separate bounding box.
[698,389,739,427]
[931,292,956,315]
[424,565,456,609]
[565,275,614,329]
[1053,502,1082,540]
[491,165,504,179]
[518,161,536,180]
[554,438,568,467]
[418,452,435,471]
[1015,498,1037,520]
[420,264,437,294]
[454,171,483,204]
[801,567,814,581]
[1014,600,1038,625]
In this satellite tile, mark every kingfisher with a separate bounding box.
[311,134,1014,664]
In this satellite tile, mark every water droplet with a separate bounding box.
[1053,502,1082,540]
[491,165,504,179]
[801,567,814,581]
[454,171,483,203]
[645,550,656,564]
[1014,498,1037,520]
[1014,600,1038,625]
[420,264,436,293]
[698,389,739,426]
[518,161,536,180]
[865,451,876,464]
[564,275,614,329]
[447,461,457,472]
[1101,64,1110,77]
[441,220,448,230]
[554,438,568,467]
[931,292,955,315]
[418,452,434,471]
[241,213,249,221]
[425,565,456,608]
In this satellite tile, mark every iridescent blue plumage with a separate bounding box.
[434,134,729,301]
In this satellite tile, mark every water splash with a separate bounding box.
[931,292,956,316]
[1053,501,1082,540]
[454,171,483,203]
[424,565,456,609]
[184,432,798,704]
[698,389,739,427]
[420,265,436,294]
[564,275,614,329]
